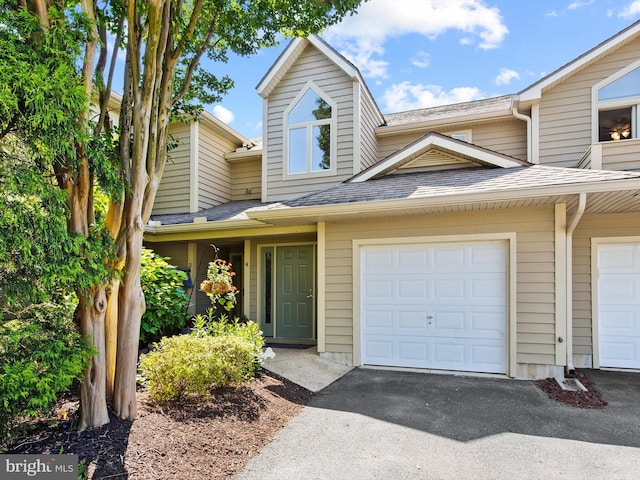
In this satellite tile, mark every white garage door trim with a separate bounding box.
[592,236,640,370]
[353,233,517,377]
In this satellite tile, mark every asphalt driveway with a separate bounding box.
[237,368,640,479]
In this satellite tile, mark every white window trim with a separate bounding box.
[442,129,472,143]
[591,58,640,144]
[283,81,338,179]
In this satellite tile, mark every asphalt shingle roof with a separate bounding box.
[383,95,514,127]
[273,165,640,208]
[150,200,275,225]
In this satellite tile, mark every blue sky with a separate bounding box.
[204,0,640,139]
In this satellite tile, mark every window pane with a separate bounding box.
[288,127,307,173]
[312,124,331,171]
[598,67,640,101]
[288,90,332,124]
[598,107,633,142]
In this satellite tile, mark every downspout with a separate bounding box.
[566,192,587,374]
[512,98,532,163]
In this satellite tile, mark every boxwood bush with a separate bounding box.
[139,333,260,402]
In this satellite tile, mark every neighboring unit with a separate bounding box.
[144,23,640,379]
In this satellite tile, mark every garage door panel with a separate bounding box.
[598,243,640,369]
[361,241,507,374]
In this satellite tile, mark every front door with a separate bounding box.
[275,245,314,339]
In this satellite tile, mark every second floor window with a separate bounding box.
[596,65,640,142]
[286,87,335,175]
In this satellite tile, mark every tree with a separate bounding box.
[1,0,365,430]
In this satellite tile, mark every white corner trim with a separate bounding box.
[189,121,200,213]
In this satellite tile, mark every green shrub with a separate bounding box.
[139,334,259,402]
[0,296,94,445]
[193,309,263,355]
[140,248,190,345]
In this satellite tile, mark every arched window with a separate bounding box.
[284,85,336,175]
[595,63,640,142]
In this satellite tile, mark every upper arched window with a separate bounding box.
[284,85,336,175]
[595,64,640,142]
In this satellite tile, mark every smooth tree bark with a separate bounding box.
[10,0,364,428]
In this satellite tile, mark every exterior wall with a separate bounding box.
[231,158,262,201]
[359,85,380,170]
[153,123,191,214]
[601,138,640,170]
[323,207,557,370]
[264,44,355,201]
[572,212,640,366]
[376,118,527,163]
[197,121,235,209]
[538,36,640,167]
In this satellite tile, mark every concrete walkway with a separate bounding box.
[238,367,640,480]
[261,346,353,392]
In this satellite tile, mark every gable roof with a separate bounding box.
[256,35,385,125]
[350,132,528,182]
[257,35,358,98]
[519,20,640,102]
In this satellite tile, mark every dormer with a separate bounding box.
[256,35,384,202]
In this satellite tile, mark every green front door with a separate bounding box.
[275,245,314,339]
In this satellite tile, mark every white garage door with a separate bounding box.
[361,241,508,374]
[598,243,640,369]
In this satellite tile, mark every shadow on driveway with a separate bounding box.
[310,368,640,447]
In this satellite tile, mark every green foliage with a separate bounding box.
[0,156,116,305]
[0,297,95,446]
[140,249,190,345]
[139,334,259,402]
[199,259,237,312]
[193,310,264,357]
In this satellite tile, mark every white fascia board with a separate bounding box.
[246,178,640,222]
[199,110,251,145]
[351,134,522,182]
[144,218,268,235]
[519,21,640,102]
[307,35,358,80]
[256,38,307,98]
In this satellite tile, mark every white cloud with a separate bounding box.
[619,0,640,18]
[568,0,594,10]
[545,10,559,17]
[325,0,508,78]
[381,81,484,112]
[411,51,431,69]
[212,105,234,124]
[495,68,520,86]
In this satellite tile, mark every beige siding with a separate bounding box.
[376,118,527,163]
[145,242,189,269]
[264,44,355,201]
[324,207,557,367]
[231,159,262,201]
[602,138,640,170]
[198,122,234,209]
[153,123,191,214]
[539,36,640,167]
[572,212,640,361]
[359,84,380,170]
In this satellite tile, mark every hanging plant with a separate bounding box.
[200,259,237,312]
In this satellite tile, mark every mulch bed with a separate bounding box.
[537,369,608,409]
[6,370,312,479]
